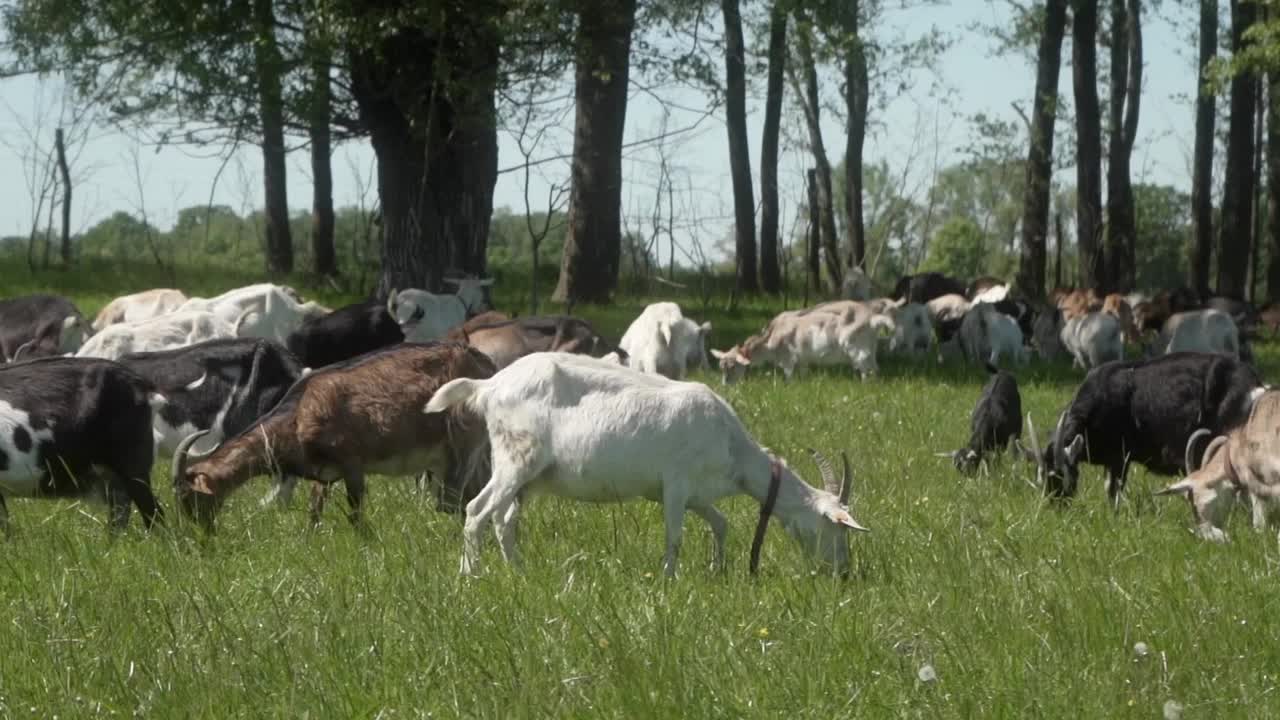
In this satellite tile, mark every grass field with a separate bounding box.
[1,263,1279,718]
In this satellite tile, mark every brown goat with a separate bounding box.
[172,342,496,528]
[1101,293,1141,343]
[447,311,512,340]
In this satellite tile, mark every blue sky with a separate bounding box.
[0,1,1205,259]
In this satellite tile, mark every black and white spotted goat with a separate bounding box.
[939,361,1023,474]
[0,357,166,531]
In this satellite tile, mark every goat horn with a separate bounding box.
[1026,412,1042,465]
[1202,435,1229,470]
[807,448,839,496]
[1184,428,1213,475]
[839,451,853,506]
[385,289,398,318]
[171,429,216,487]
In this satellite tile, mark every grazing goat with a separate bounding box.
[172,342,497,527]
[286,299,404,369]
[93,288,188,331]
[893,272,966,304]
[0,294,93,361]
[1156,391,1280,542]
[1150,309,1240,359]
[712,304,894,383]
[1059,311,1123,370]
[0,357,165,531]
[1027,352,1264,505]
[942,303,1027,365]
[75,308,253,360]
[1101,293,1141,344]
[1032,306,1065,360]
[179,283,328,345]
[423,353,869,577]
[617,302,712,379]
[942,362,1022,474]
[447,315,621,370]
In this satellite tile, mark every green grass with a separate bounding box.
[2,261,1279,717]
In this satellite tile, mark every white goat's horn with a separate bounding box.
[1184,428,1213,475]
[839,451,853,506]
[172,429,216,487]
[807,448,839,496]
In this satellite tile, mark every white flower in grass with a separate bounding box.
[917,664,937,684]
[1163,700,1184,720]
[1133,641,1150,658]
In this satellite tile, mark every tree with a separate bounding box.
[1133,184,1192,290]
[921,217,986,280]
[1218,0,1259,299]
[307,5,336,278]
[758,0,787,293]
[1016,0,1069,300]
[790,15,841,290]
[1268,62,1280,301]
[254,0,293,275]
[722,0,757,293]
[1104,0,1142,292]
[553,0,638,305]
[1191,0,1219,296]
[841,0,870,272]
[1073,0,1105,289]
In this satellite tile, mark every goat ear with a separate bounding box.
[700,321,712,334]
[190,475,215,496]
[710,349,726,359]
[826,508,870,533]
[1154,478,1195,497]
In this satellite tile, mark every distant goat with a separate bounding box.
[712,303,894,383]
[1060,311,1123,370]
[171,342,497,528]
[447,315,621,370]
[0,294,93,361]
[941,362,1023,474]
[617,302,711,379]
[93,289,188,331]
[424,353,869,577]
[1150,309,1241,359]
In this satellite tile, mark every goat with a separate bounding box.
[286,299,404,369]
[940,361,1023,474]
[1149,309,1241,359]
[1059,311,1123,370]
[179,283,329,344]
[0,357,165,532]
[93,288,188,331]
[893,272,967,304]
[0,294,93,361]
[886,302,933,356]
[446,315,622,370]
[171,342,497,528]
[712,304,894,383]
[75,308,254,360]
[1027,352,1264,505]
[942,303,1027,365]
[840,266,872,300]
[423,353,869,577]
[617,302,712,379]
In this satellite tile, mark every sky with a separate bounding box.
[0,2,1206,262]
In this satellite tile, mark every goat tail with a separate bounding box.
[425,377,481,415]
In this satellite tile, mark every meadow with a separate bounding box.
[1,262,1278,718]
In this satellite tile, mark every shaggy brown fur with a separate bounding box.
[444,315,616,370]
[1101,293,1140,343]
[445,311,513,342]
[173,342,496,528]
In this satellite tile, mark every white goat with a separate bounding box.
[617,302,712,379]
[75,309,253,360]
[926,293,971,325]
[1152,309,1240,358]
[386,277,494,342]
[93,288,188,331]
[423,353,869,577]
[840,266,872,300]
[178,284,327,344]
[970,284,1010,305]
[1060,311,1123,369]
[712,304,894,383]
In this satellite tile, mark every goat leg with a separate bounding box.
[0,494,9,538]
[343,466,367,527]
[309,482,330,526]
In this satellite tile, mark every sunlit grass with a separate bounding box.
[0,262,1277,717]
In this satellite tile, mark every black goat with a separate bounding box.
[942,361,1023,474]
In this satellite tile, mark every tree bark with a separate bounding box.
[843,1,869,271]
[253,0,293,276]
[758,1,786,294]
[1267,67,1280,302]
[722,0,757,293]
[793,20,841,291]
[1218,0,1258,300]
[1016,0,1068,301]
[55,127,71,265]
[1073,0,1104,290]
[1104,0,1142,293]
[1252,74,1264,302]
[348,6,500,297]
[1191,0,1219,296]
[307,19,336,278]
[806,168,821,297]
[553,0,637,305]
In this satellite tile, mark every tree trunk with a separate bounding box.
[759,1,786,294]
[806,168,821,299]
[1191,0,1219,296]
[1016,0,1068,301]
[1073,0,1104,290]
[1104,0,1142,293]
[308,21,336,277]
[1267,66,1280,302]
[55,127,71,266]
[553,0,637,305]
[1218,0,1259,300]
[1253,74,1265,302]
[348,7,500,297]
[1054,204,1065,290]
[253,0,293,276]
[794,20,841,291]
[843,1,869,271]
[722,0,757,293]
